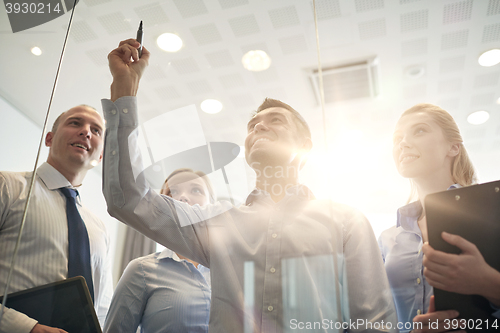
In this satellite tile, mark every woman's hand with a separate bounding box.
[422,232,500,305]
[411,296,464,333]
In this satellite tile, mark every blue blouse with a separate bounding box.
[103,249,211,333]
[378,200,431,332]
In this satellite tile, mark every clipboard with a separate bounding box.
[425,180,500,329]
[0,276,102,333]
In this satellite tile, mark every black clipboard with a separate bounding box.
[425,180,500,330]
[0,276,102,333]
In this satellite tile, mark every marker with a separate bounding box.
[136,21,143,58]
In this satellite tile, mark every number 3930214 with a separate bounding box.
[444,318,498,330]
[5,2,62,14]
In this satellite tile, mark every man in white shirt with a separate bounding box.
[102,39,397,332]
[0,105,113,333]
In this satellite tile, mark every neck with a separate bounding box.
[176,253,199,268]
[46,159,87,186]
[414,170,455,208]
[255,164,300,203]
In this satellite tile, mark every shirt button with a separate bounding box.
[111,109,117,115]
[272,233,277,239]
[417,278,421,284]
[122,108,128,114]
[270,267,276,273]
[417,309,421,315]
[112,151,116,155]
[268,306,273,312]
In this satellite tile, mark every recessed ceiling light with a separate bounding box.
[31,46,42,56]
[200,99,223,114]
[467,110,489,125]
[478,49,500,67]
[405,65,425,79]
[242,50,271,72]
[157,33,183,52]
[496,97,500,105]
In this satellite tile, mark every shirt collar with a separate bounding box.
[245,184,315,206]
[37,162,73,190]
[158,248,209,271]
[158,248,175,260]
[397,184,461,231]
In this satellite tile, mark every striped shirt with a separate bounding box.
[104,249,210,333]
[0,162,113,333]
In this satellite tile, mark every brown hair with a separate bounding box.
[253,98,311,139]
[400,103,477,201]
[160,168,216,204]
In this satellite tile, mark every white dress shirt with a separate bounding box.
[102,97,397,333]
[0,162,113,333]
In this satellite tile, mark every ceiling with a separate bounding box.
[1,0,499,226]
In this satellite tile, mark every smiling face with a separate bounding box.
[45,105,104,173]
[392,112,459,180]
[162,171,211,206]
[244,107,310,170]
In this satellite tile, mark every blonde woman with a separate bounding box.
[379,103,500,333]
[104,168,215,333]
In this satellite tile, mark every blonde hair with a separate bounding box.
[160,168,216,204]
[400,103,477,202]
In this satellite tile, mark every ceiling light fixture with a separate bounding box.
[467,110,489,125]
[200,99,223,114]
[496,97,500,105]
[404,65,425,79]
[157,33,183,52]
[242,50,271,72]
[478,49,500,67]
[31,46,42,56]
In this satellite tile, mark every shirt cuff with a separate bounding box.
[0,307,38,333]
[101,96,138,129]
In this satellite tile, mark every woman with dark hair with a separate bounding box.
[379,103,500,333]
[104,168,215,333]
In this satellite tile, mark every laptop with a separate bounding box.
[425,180,500,331]
[0,276,102,333]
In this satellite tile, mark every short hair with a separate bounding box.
[51,104,100,133]
[253,98,311,139]
[160,168,216,204]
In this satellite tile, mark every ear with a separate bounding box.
[448,143,460,157]
[297,137,313,170]
[299,137,313,154]
[45,132,54,147]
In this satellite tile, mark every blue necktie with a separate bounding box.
[60,187,94,303]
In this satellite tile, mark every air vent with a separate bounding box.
[309,58,379,104]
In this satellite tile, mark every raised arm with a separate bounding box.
[102,39,229,266]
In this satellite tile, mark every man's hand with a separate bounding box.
[31,323,68,333]
[411,296,464,333]
[422,232,500,305]
[107,38,150,101]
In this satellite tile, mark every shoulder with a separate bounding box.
[379,225,398,243]
[125,252,161,272]
[0,170,32,188]
[0,171,34,202]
